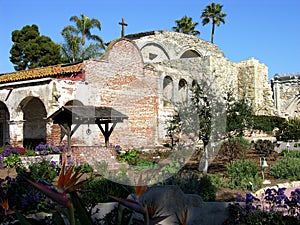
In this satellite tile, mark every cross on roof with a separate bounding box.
[118,18,128,38]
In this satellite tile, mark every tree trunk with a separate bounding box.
[199,143,209,174]
[211,22,215,43]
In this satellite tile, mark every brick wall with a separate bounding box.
[64,146,124,170]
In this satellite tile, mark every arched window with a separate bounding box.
[163,76,174,106]
[178,79,188,103]
[180,50,201,59]
[192,80,199,91]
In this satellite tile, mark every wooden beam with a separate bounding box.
[97,121,118,147]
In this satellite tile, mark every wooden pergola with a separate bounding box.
[48,105,128,151]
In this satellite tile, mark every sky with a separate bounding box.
[0,0,299,80]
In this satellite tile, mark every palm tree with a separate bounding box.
[172,16,200,36]
[62,14,105,60]
[201,3,227,43]
[61,28,81,63]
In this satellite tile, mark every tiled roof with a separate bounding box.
[0,62,83,84]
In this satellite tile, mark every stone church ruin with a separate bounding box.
[0,30,298,163]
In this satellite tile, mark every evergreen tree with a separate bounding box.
[9,24,62,71]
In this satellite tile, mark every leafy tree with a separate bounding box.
[201,2,227,43]
[172,16,200,36]
[9,24,62,71]
[225,91,253,137]
[167,79,226,173]
[62,14,105,61]
[279,118,300,141]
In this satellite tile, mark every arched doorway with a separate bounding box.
[0,102,9,146]
[20,97,47,148]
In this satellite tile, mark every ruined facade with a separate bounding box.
[271,73,300,118]
[0,30,281,152]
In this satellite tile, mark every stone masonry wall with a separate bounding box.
[238,58,274,115]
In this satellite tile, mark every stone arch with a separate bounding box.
[103,38,144,65]
[180,49,201,59]
[287,96,300,118]
[163,76,174,107]
[178,79,188,103]
[140,42,170,63]
[0,102,10,146]
[192,80,199,88]
[19,97,47,148]
[65,100,84,106]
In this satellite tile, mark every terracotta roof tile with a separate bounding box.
[0,62,83,84]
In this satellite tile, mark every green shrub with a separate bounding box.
[207,173,229,189]
[226,160,262,191]
[219,138,246,163]
[134,159,159,171]
[74,162,93,173]
[279,118,300,141]
[117,149,140,165]
[79,176,134,210]
[161,171,217,201]
[281,150,300,158]
[161,160,181,176]
[269,157,300,181]
[25,148,36,156]
[254,139,275,157]
[252,115,285,133]
[17,158,58,183]
[294,143,300,148]
[3,154,21,168]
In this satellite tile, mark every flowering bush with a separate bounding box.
[224,187,300,224]
[34,142,61,155]
[0,146,26,157]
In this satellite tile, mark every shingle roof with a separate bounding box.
[0,62,83,84]
[48,105,128,124]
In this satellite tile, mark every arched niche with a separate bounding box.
[178,79,188,103]
[65,100,84,106]
[163,76,174,107]
[180,50,201,59]
[0,102,10,146]
[140,42,170,63]
[20,97,47,148]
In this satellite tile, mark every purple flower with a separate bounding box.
[35,142,61,155]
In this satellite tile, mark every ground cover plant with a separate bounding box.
[223,187,300,225]
[1,136,300,224]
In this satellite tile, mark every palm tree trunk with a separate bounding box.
[81,34,85,60]
[211,22,215,43]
